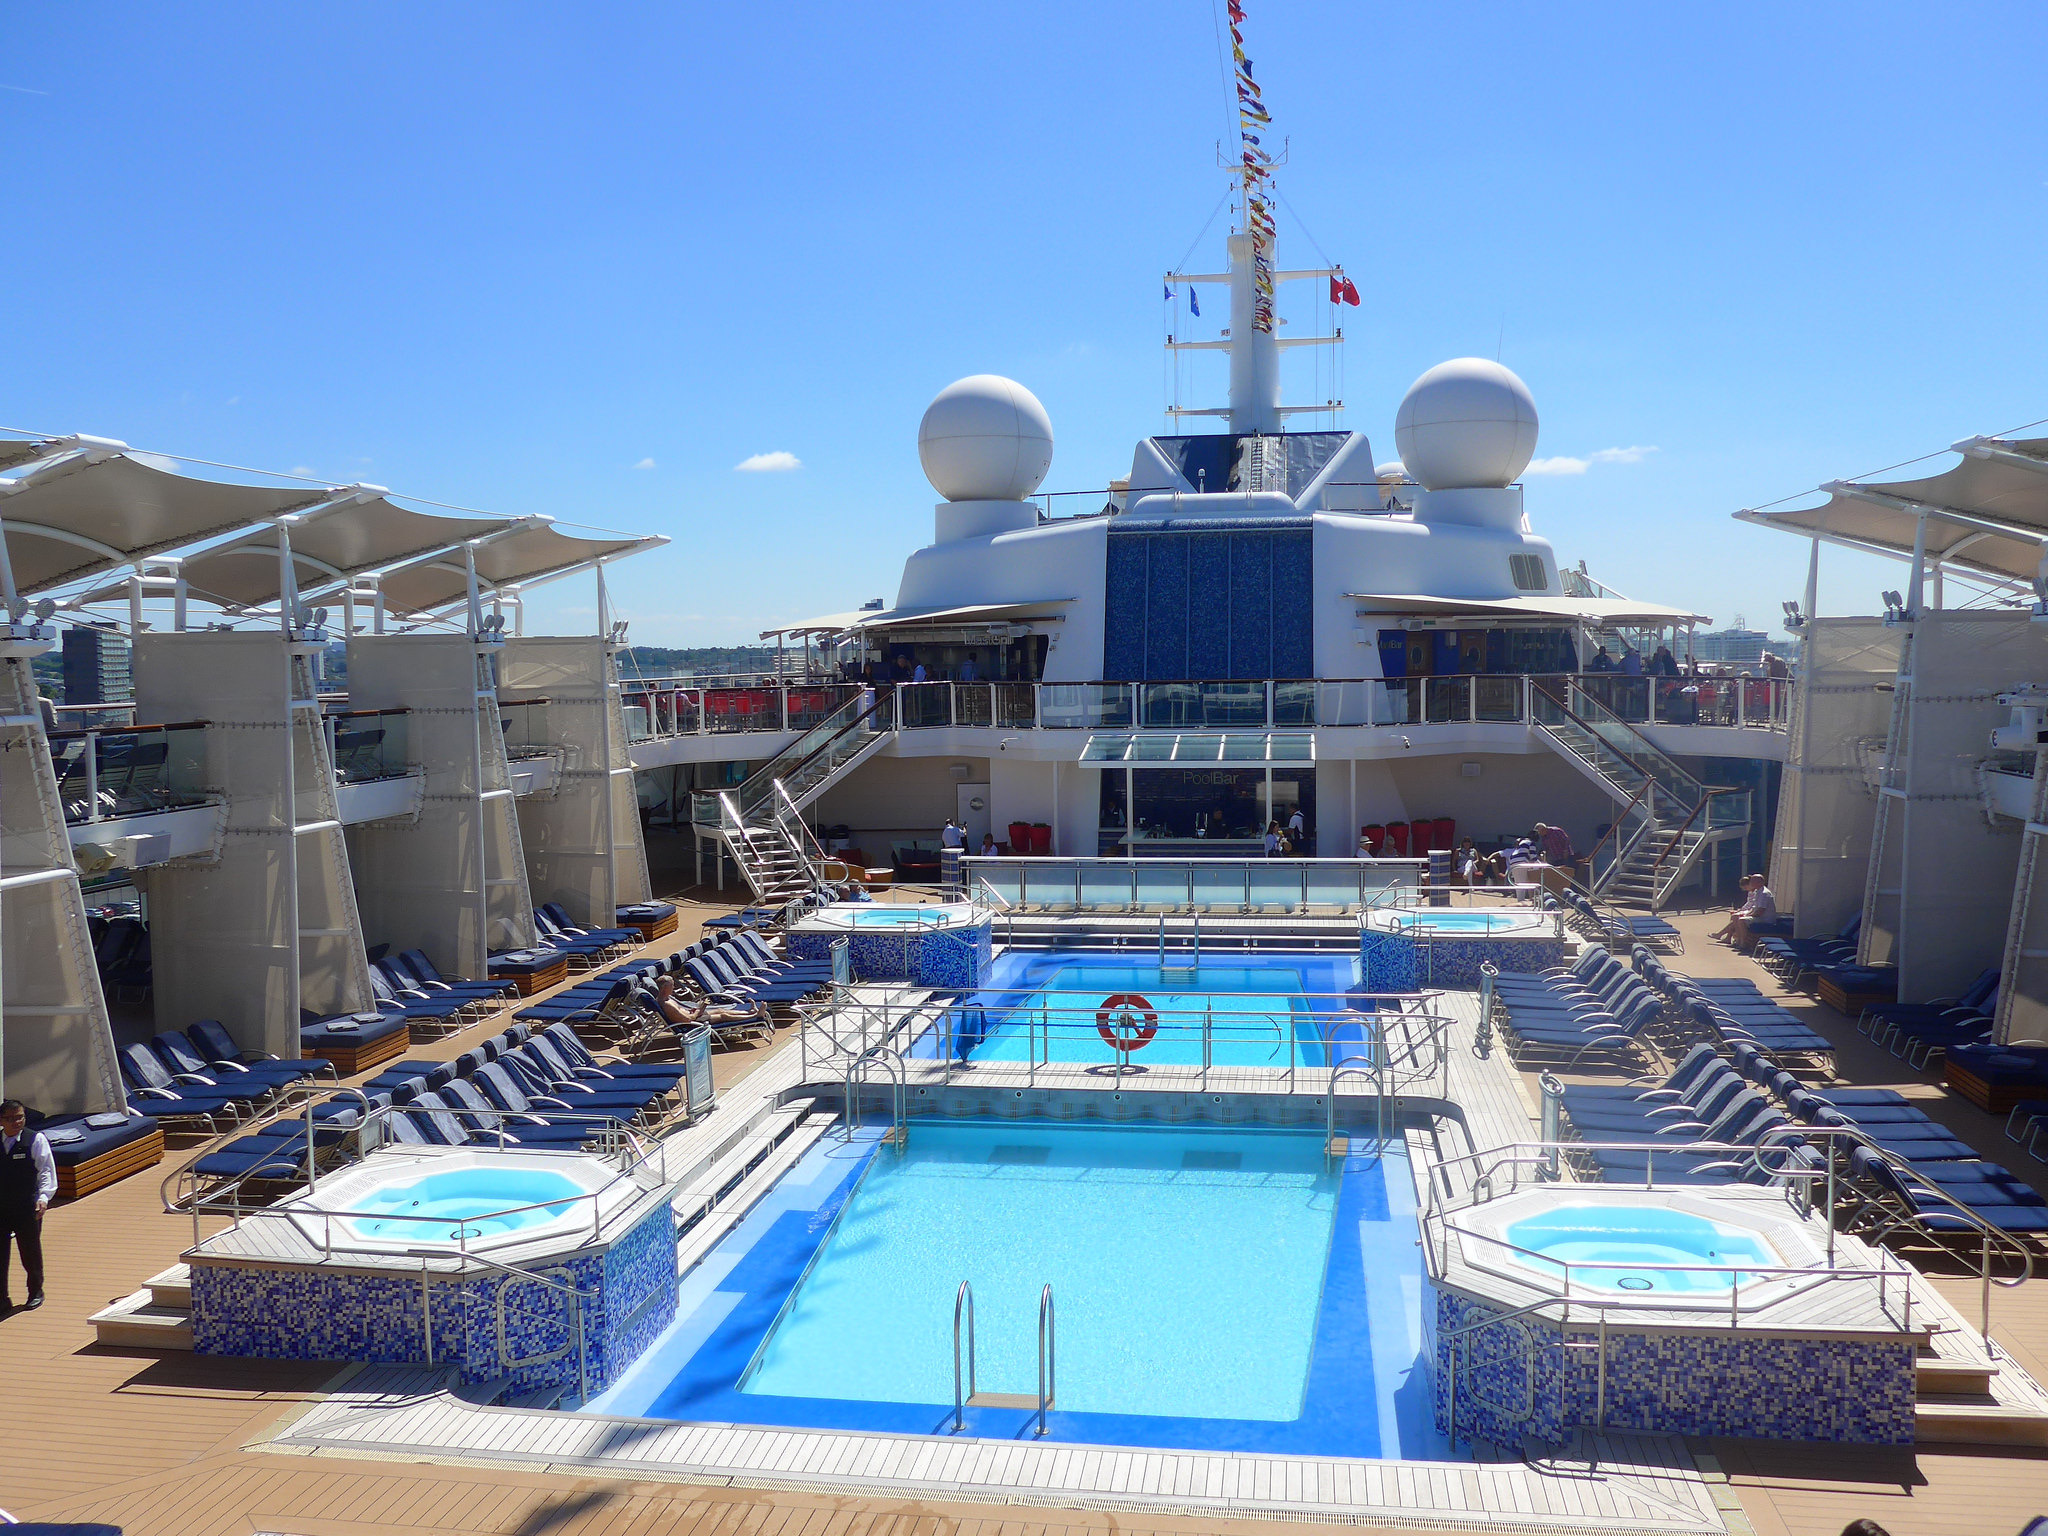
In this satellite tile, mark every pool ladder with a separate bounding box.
[950,1280,1056,1437]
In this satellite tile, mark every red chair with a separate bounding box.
[1386,822,1410,857]
[1408,819,1434,856]
[1432,816,1455,851]
[1362,823,1385,855]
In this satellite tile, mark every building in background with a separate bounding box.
[61,623,132,705]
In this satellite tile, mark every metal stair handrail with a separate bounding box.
[727,693,886,819]
[1531,678,1708,809]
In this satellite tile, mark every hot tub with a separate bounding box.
[1360,904,1566,989]
[1500,1203,1782,1297]
[281,1148,642,1255]
[787,901,991,987]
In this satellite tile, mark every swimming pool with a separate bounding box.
[1373,910,1552,936]
[803,902,976,929]
[1500,1204,1782,1296]
[919,949,1370,1068]
[589,1119,1441,1457]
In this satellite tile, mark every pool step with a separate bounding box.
[1916,1353,1997,1396]
[1914,1394,2048,1446]
[674,1111,841,1277]
[967,1391,1045,1410]
[89,1288,194,1351]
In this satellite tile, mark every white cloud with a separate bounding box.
[734,450,802,473]
[289,465,315,476]
[633,456,656,470]
[1524,445,1659,477]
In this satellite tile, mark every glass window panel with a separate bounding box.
[1079,862,1134,908]
[1174,734,1225,761]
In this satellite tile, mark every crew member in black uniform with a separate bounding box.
[0,1099,54,1312]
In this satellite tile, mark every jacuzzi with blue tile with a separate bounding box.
[187,1147,677,1405]
[1361,904,1567,990]
[787,900,992,988]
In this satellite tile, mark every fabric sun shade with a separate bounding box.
[763,599,1076,638]
[1343,593,1706,626]
[0,443,330,593]
[1735,436,2048,587]
[366,521,663,615]
[166,498,522,611]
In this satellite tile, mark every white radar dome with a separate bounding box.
[918,374,1054,502]
[1393,358,1539,491]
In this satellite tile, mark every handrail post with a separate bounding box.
[1036,1284,1056,1437]
[953,1279,976,1432]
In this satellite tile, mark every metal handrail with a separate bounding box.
[1583,779,1651,886]
[1531,677,1709,806]
[1035,1283,1056,1438]
[430,1247,599,1405]
[952,1279,976,1432]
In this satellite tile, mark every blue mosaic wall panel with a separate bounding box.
[788,920,991,990]
[1359,930,1568,991]
[190,1199,676,1403]
[1431,1288,1915,1446]
[1101,527,1313,682]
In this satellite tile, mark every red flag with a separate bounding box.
[1342,278,1361,306]
[1330,274,1343,304]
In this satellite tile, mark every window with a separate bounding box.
[1508,554,1547,591]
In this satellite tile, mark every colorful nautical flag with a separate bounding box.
[1189,287,1200,316]
[1342,277,1361,305]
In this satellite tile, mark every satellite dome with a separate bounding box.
[918,375,1053,502]
[1393,358,1539,491]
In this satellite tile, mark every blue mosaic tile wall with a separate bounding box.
[1431,1288,1916,1446]
[1101,527,1312,681]
[190,1199,676,1403]
[1360,929,1567,991]
[788,920,991,989]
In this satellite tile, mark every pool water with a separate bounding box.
[924,949,1369,1068]
[589,1119,1440,1457]
[339,1168,587,1244]
[1372,909,1547,936]
[814,903,973,929]
[1502,1205,1780,1295]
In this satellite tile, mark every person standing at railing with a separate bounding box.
[1650,644,1679,677]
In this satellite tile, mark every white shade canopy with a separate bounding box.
[161,495,523,611]
[764,598,1077,639]
[363,520,666,615]
[1343,592,1706,626]
[1735,435,2048,588]
[0,437,330,593]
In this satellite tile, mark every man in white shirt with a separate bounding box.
[1712,874,1778,947]
[941,818,965,851]
[1287,807,1306,851]
[0,1099,55,1311]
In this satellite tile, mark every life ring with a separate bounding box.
[1096,992,1159,1053]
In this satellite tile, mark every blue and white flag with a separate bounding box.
[1189,286,1200,316]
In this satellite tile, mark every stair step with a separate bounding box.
[1914,1395,2048,1446]
[90,1288,194,1350]
[146,1263,191,1308]
[1917,1355,1997,1395]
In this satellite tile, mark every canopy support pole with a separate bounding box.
[1803,538,1820,625]
[1906,513,1929,617]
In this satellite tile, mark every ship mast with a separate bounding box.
[1163,0,1346,436]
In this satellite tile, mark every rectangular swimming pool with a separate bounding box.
[588,1118,1441,1458]
[916,949,1371,1069]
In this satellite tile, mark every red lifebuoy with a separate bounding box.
[1096,992,1159,1053]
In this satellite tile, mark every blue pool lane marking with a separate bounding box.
[587,1120,1440,1459]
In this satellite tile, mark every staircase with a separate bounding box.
[1528,678,1747,910]
[692,691,892,904]
[91,1264,193,1350]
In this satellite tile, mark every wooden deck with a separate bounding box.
[4,896,2047,1534]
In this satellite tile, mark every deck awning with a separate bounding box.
[363,522,667,615]
[1344,593,1707,626]
[0,437,331,593]
[1734,436,2048,588]
[763,598,1075,639]
[123,495,524,611]
[1080,731,1315,763]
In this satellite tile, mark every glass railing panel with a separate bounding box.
[1133,861,1187,908]
[967,861,1022,907]
[1474,676,1522,722]
[1245,864,1303,911]
[994,682,1037,727]
[1302,864,1362,907]
[1140,682,1200,727]
[1039,683,1134,729]
[1189,862,1246,909]
[1078,861,1133,909]
[54,723,214,824]
[785,685,855,731]
[1708,790,1751,827]
[332,710,412,782]
[1316,680,1378,726]
[955,683,994,728]
[1425,676,1471,722]
[622,703,651,742]
[1272,680,1316,725]
[702,688,772,733]
[899,682,952,729]
[1199,681,1268,725]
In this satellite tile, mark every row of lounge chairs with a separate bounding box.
[515,928,832,1035]
[1539,887,1682,953]
[183,1021,688,1200]
[1855,967,2002,1068]
[1556,1041,2048,1237]
[1630,947,1834,1074]
[1490,949,1663,1067]
[118,1022,337,1131]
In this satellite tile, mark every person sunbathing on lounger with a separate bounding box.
[652,975,770,1032]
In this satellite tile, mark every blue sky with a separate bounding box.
[5,1,2045,645]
